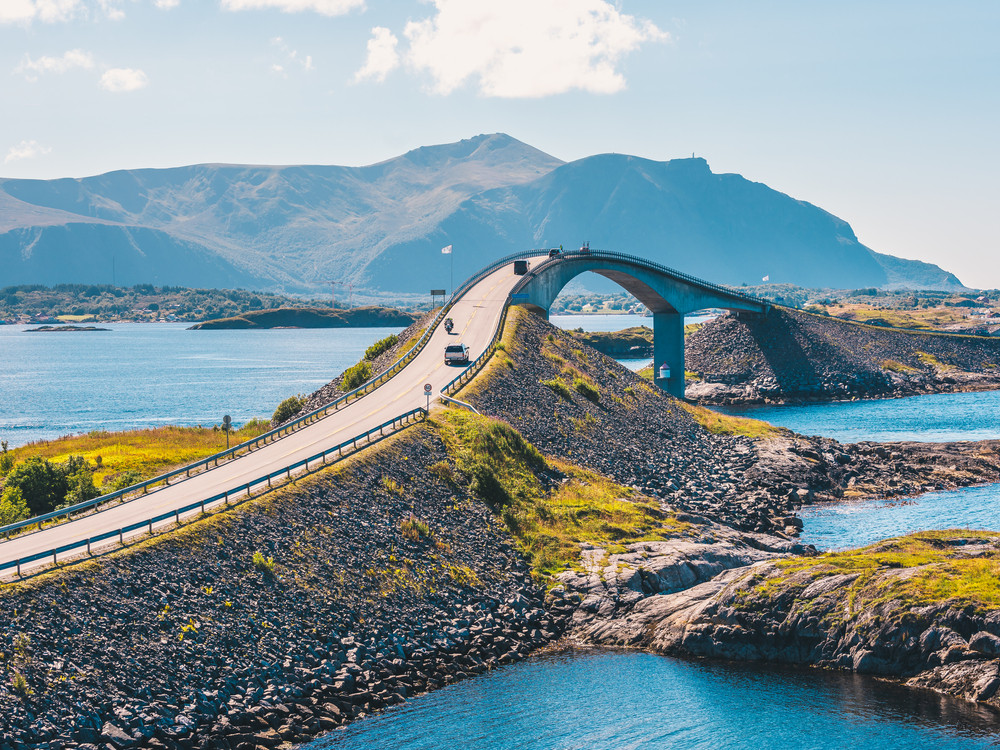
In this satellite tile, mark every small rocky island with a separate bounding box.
[25,325,110,332]
[188,306,418,330]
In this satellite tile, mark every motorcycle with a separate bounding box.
[444,317,454,334]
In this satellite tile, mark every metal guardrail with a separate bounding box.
[0,251,540,574]
[0,408,427,577]
[0,273,492,539]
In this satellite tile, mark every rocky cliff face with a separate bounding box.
[686,307,1000,404]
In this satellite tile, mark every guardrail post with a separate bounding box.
[245,483,251,498]
[201,499,206,513]
[148,520,153,534]
[224,491,229,507]
[174,510,180,524]
[52,550,57,565]
[87,540,91,556]
[16,561,20,577]
[119,529,124,545]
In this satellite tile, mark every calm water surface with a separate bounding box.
[720,390,1000,443]
[0,323,399,447]
[303,650,1000,750]
[800,483,1000,551]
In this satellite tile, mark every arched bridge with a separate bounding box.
[511,248,770,397]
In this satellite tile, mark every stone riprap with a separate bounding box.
[465,310,1000,536]
[0,428,564,749]
[685,307,1000,404]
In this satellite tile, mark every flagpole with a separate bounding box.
[450,248,454,298]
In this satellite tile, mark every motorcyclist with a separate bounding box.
[444,317,454,333]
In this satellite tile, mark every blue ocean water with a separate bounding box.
[303,650,1000,750]
[799,483,1000,551]
[0,323,400,447]
[718,390,1000,443]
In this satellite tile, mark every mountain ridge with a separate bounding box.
[0,134,965,293]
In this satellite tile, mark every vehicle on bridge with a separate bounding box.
[444,343,469,364]
[444,317,454,333]
[579,242,591,254]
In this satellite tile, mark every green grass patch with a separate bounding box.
[764,530,1000,612]
[679,403,786,439]
[433,410,694,581]
[7,422,271,487]
[916,351,954,371]
[573,377,600,403]
[882,359,919,374]
[542,378,573,401]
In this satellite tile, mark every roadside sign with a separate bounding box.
[424,384,432,394]
[222,414,232,449]
[430,289,446,296]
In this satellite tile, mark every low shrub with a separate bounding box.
[342,361,373,391]
[271,394,306,425]
[400,514,431,541]
[365,334,399,361]
[252,550,275,575]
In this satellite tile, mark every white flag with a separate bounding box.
[762,275,770,282]
[441,245,453,254]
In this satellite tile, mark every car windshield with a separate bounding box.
[445,345,465,353]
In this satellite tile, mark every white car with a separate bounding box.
[444,343,470,364]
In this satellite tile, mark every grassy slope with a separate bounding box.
[8,422,270,486]
[432,409,694,582]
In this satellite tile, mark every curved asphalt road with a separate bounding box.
[1,255,548,577]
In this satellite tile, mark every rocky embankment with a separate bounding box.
[685,307,1000,404]
[0,427,565,749]
[465,310,1000,536]
[569,530,1000,709]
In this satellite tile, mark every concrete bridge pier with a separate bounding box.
[653,311,685,398]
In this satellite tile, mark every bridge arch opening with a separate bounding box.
[513,252,768,398]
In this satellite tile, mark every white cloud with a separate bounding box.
[155,0,180,8]
[221,0,363,16]
[5,140,52,163]
[100,67,149,92]
[15,49,95,81]
[353,26,398,83]
[396,0,668,98]
[0,0,81,24]
[97,0,124,19]
[270,36,314,75]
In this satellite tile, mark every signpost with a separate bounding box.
[222,414,232,449]
[430,289,446,307]
[424,383,432,411]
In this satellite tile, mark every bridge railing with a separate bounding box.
[514,248,771,310]
[0,408,427,577]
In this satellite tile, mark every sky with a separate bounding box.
[1,0,997,287]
